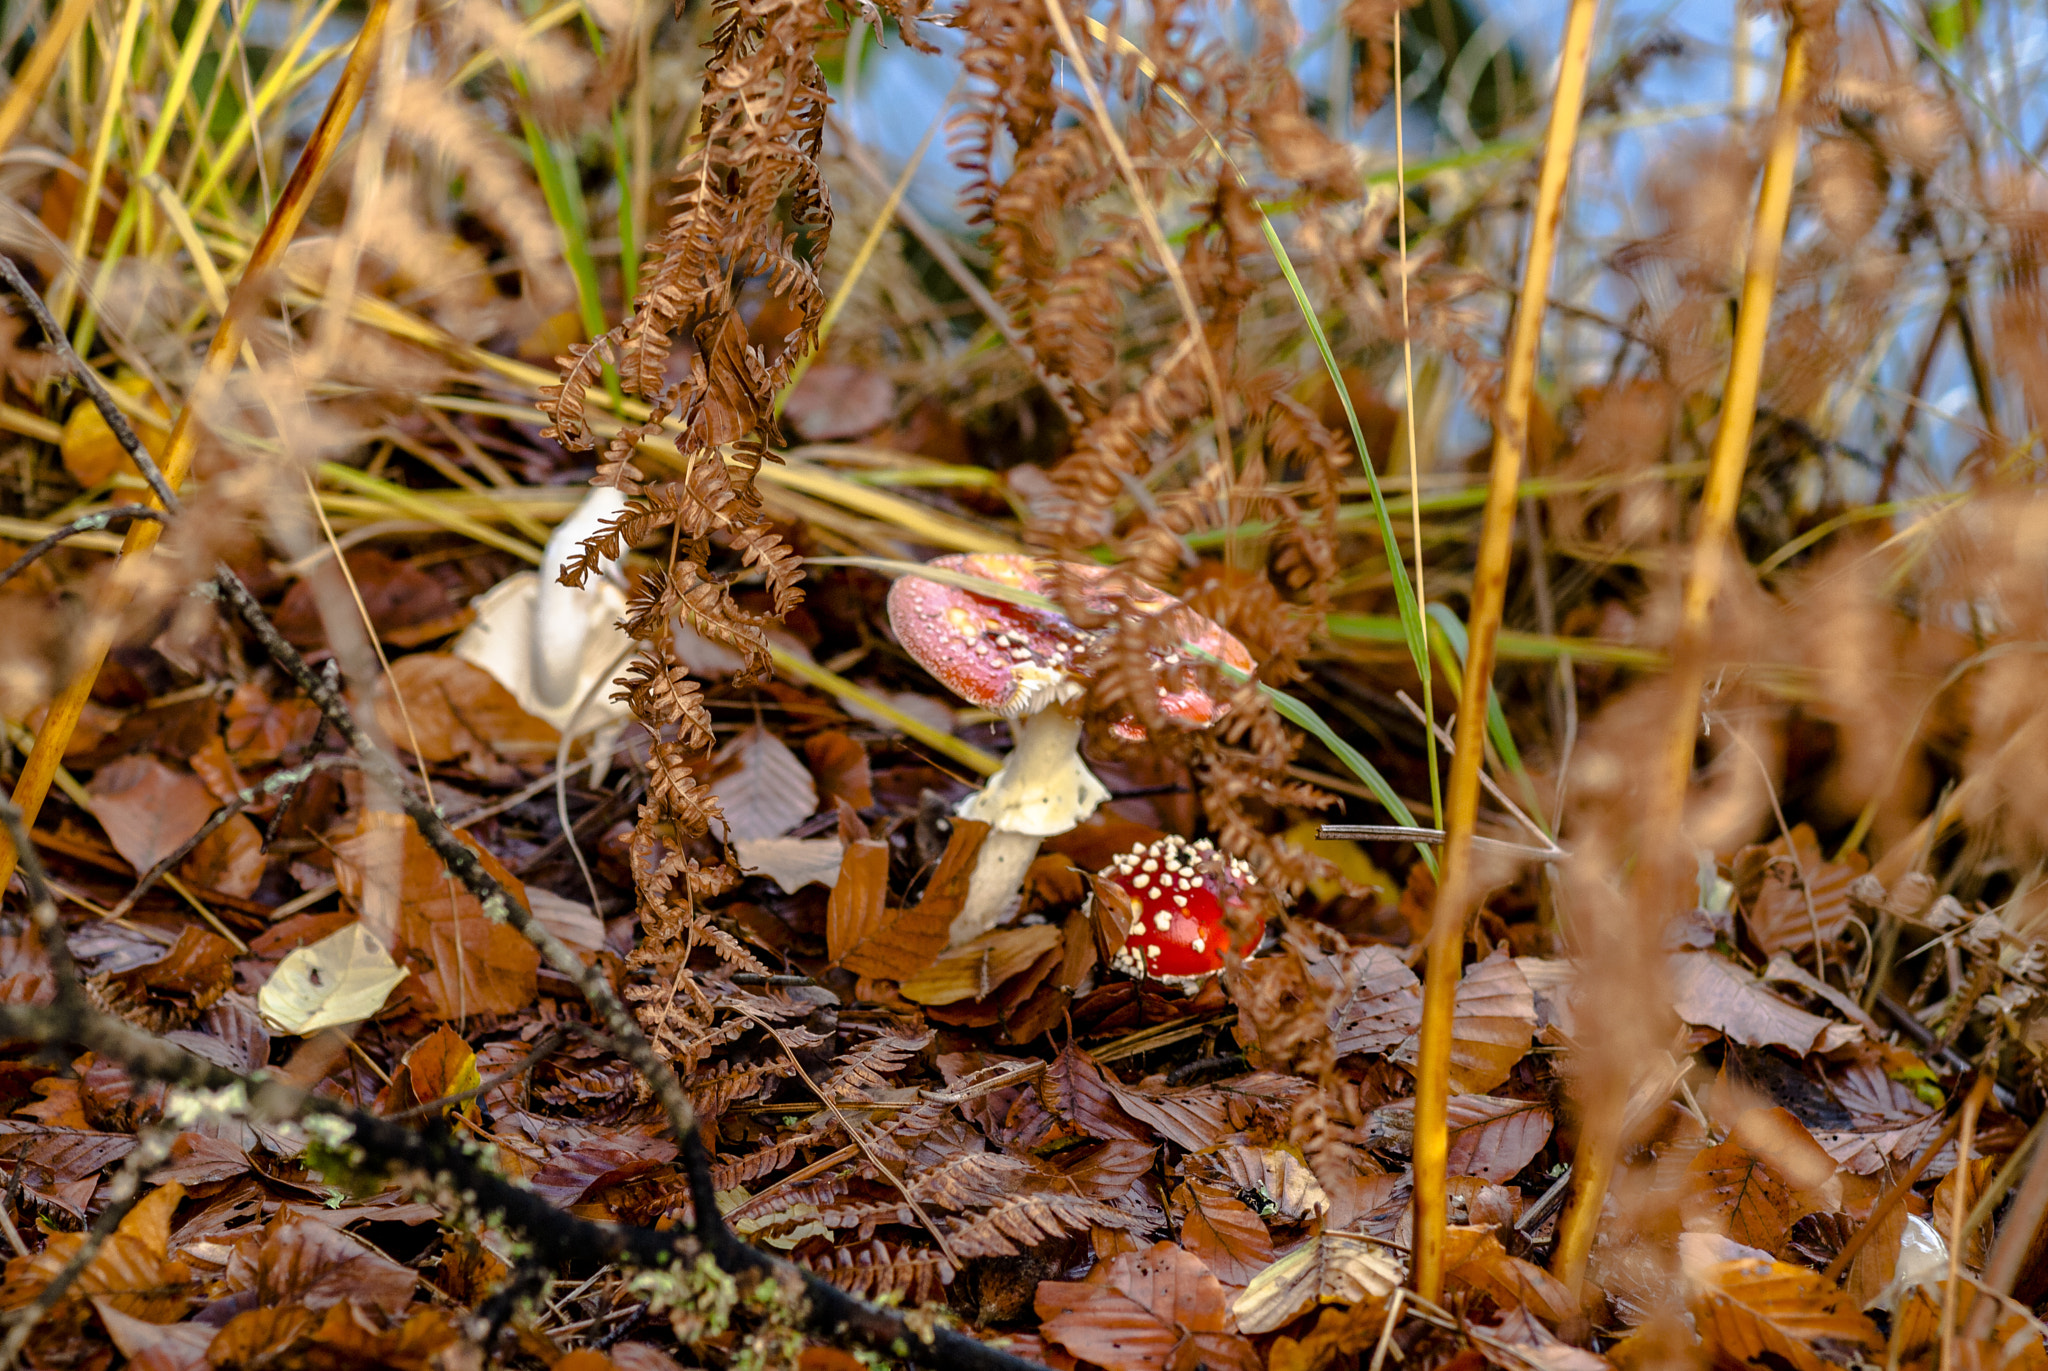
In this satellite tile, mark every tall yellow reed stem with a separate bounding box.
[1410,0,1600,1301]
[1548,20,1814,1291]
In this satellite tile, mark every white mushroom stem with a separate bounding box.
[533,485,631,711]
[949,706,1109,946]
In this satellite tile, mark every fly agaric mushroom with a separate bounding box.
[1099,835,1263,988]
[887,553,1256,947]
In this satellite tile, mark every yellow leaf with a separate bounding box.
[59,374,169,487]
[257,921,409,1034]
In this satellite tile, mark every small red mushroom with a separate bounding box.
[1100,835,1263,988]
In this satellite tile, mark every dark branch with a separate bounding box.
[105,754,359,920]
[0,258,182,517]
[0,508,166,593]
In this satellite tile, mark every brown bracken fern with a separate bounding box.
[541,0,927,981]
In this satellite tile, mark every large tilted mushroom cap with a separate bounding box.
[885,554,1257,728]
[1100,835,1263,986]
[886,554,1088,717]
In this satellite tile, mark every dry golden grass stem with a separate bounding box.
[0,0,95,153]
[1940,1072,1991,1371]
[0,0,396,894]
[1548,20,1815,1291]
[1408,0,1600,1304]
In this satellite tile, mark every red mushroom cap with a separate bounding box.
[887,555,1257,731]
[1102,835,1262,985]
[885,554,1088,716]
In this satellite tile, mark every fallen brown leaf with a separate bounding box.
[86,755,215,877]
[331,812,538,1020]
[1038,1240,1260,1371]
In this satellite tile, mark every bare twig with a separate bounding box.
[262,660,341,851]
[105,754,360,920]
[0,258,182,516]
[0,508,167,593]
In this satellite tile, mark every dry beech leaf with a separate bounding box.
[1728,1107,1842,1207]
[1364,1094,1554,1182]
[0,1181,190,1324]
[900,924,1062,1006]
[1735,824,1868,961]
[93,925,237,1032]
[803,730,874,809]
[826,839,891,968]
[257,922,410,1035]
[1233,1233,1402,1335]
[1685,1142,1797,1251]
[1890,1286,2046,1371]
[1479,1306,1612,1371]
[1327,943,1422,1056]
[528,1134,679,1209]
[95,1300,215,1370]
[1393,948,1537,1094]
[1038,1240,1259,1371]
[1196,1146,1330,1226]
[833,821,987,981]
[1039,1041,1148,1142]
[1102,1076,1236,1153]
[208,1305,320,1369]
[1175,1179,1275,1287]
[180,811,268,899]
[1686,1257,1880,1371]
[1057,1139,1160,1204]
[710,725,817,842]
[380,1025,481,1122]
[230,1212,419,1315]
[376,653,559,782]
[1669,952,1858,1055]
[86,755,215,876]
[1263,1299,1391,1371]
[1928,1155,1995,1268]
[1443,1226,1577,1327]
[277,550,466,649]
[735,836,844,892]
[332,814,538,1020]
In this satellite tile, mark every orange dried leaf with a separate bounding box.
[826,839,892,968]
[835,821,986,981]
[86,755,214,876]
[1393,948,1535,1094]
[901,924,1062,1006]
[375,654,559,782]
[1687,1258,1880,1371]
[1039,1042,1147,1142]
[1670,952,1854,1055]
[804,730,874,809]
[1685,1142,1797,1251]
[1175,1179,1275,1287]
[0,1181,191,1324]
[1443,1226,1577,1327]
[1365,1094,1554,1182]
[331,813,538,1020]
[1038,1241,1259,1371]
[180,812,267,899]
